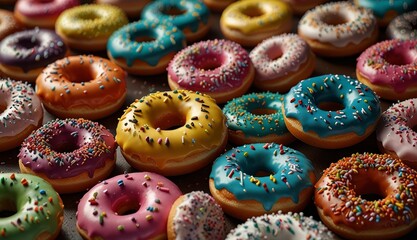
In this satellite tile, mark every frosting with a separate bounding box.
[172,191,225,240]
[107,19,186,67]
[210,143,315,211]
[298,1,377,47]
[249,33,310,81]
[0,10,20,41]
[283,74,381,138]
[76,172,182,240]
[355,0,417,19]
[167,39,252,93]
[0,28,66,72]
[356,39,417,93]
[226,212,338,240]
[18,118,116,179]
[0,173,64,239]
[0,79,42,138]
[15,0,79,18]
[387,11,417,40]
[220,0,292,35]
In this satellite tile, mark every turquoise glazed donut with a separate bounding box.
[141,0,210,42]
[283,74,381,149]
[107,19,186,75]
[223,92,295,145]
[209,143,316,220]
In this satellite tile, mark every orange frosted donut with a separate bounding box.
[116,90,228,176]
[0,9,21,41]
[36,55,127,120]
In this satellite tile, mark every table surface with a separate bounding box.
[1,1,417,239]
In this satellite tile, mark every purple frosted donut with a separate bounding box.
[18,118,117,193]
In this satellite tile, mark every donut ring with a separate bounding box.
[209,143,316,220]
[315,153,417,239]
[387,11,417,40]
[116,90,228,176]
[0,79,43,152]
[77,172,182,240]
[0,173,64,240]
[0,9,21,41]
[223,92,295,145]
[36,55,127,120]
[283,74,381,149]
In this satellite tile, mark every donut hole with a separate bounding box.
[351,174,387,202]
[241,6,265,18]
[153,112,186,130]
[16,36,40,49]
[77,12,101,21]
[321,13,349,26]
[62,64,96,83]
[250,108,277,115]
[0,198,17,218]
[383,48,416,66]
[253,169,274,177]
[194,59,222,71]
[112,196,141,216]
[0,100,7,114]
[267,47,283,61]
[317,101,345,111]
[49,130,82,153]
[240,162,275,177]
[162,6,187,16]
[134,36,156,43]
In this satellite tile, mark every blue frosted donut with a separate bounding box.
[209,143,316,220]
[283,74,381,149]
[107,19,186,75]
[141,0,210,42]
[223,92,295,145]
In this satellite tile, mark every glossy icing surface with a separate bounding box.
[283,74,381,137]
[15,0,79,18]
[355,0,417,18]
[210,143,315,211]
[387,11,417,40]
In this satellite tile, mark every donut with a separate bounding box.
[203,0,235,12]
[298,1,378,57]
[14,0,80,29]
[209,143,316,220]
[55,4,128,51]
[0,172,64,240]
[116,90,228,176]
[0,79,43,152]
[281,0,328,15]
[356,39,417,101]
[354,0,417,26]
[141,0,210,42]
[76,172,182,240]
[167,191,226,240]
[95,0,151,18]
[223,92,295,145]
[387,11,417,40]
[283,74,381,149]
[249,33,316,92]
[0,28,67,82]
[315,153,417,239]
[18,118,117,194]
[107,19,186,75]
[0,9,21,41]
[35,55,127,120]
[226,212,338,239]
[167,39,254,104]
[220,0,293,47]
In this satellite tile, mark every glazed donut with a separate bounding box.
[376,99,417,170]
[95,0,151,18]
[36,55,127,120]
[387,11,417,40]
[315,153,417,239]
[356,39,417,101]
[18,118,117,194]
[220,0,293,47]
[209,143,316,220]
[283,74,381,149]
[116,90,227,176]
[0,173,64,240]
[0,28,67,82]
[203,0,235,12]
[281,0,327,15]
[141,0,210,42]
[77,172,182,240]
[107,19,186,75]
[167,191,226,240]
[167,39,254,104]
[249,33,316,92]
[298,1,378,57]
[14,0,80,29]
[223,92,295,145]
[226,212,338,239]
[0,10,21,41]
[55,4,128,51]
[354,0,417,26]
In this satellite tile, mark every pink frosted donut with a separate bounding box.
[249,33,316,92]
[76,172,182,240]
[377,99,417,169]
[167,39,254,104]
[356,39,417,100]
[14,0,80,28]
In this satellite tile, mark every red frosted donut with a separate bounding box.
[167,39,254,104]
[0,9,21,41]
[14,0,80,29]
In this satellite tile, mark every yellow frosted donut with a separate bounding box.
[220,0,292,47]
[116,90,228,176]
[55,4,128,51]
